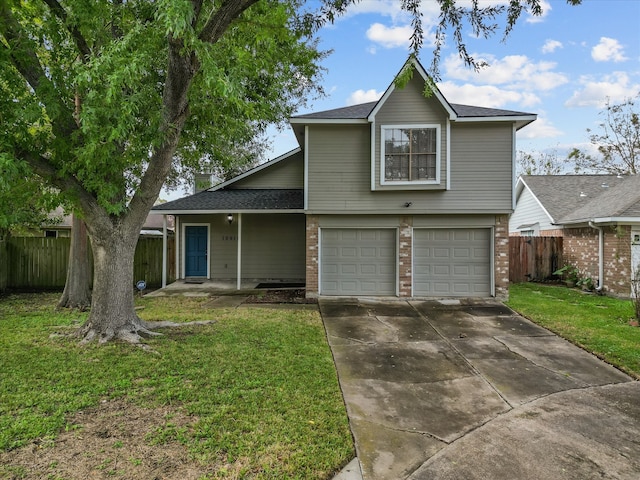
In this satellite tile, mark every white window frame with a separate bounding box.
[380,124,441,186]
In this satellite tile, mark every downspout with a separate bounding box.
[589,221,604,291]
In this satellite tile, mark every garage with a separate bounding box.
[321,228,396,295]
[413,228,491,297]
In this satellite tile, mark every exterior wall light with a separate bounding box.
[227,213,233,224]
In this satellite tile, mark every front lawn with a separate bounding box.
[507,283,640,379]
[0,293,353,479]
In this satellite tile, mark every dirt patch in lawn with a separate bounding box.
[243,289,317,305]
[0,399,206,480]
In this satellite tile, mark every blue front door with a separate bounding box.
[185,226,208,277]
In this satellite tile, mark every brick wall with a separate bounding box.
[398,216,413,297]
[494,214,510,301]
[564,225,631,296]
[604,226,631,296]
[305,215,319,298]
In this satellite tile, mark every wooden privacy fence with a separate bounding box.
[1,236,175,290]
[509,236,563,283]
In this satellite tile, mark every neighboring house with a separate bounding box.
[511,174,640,296]
[41,207,175,238]
[152,58,537,299]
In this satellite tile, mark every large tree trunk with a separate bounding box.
[58,215,91,310]
[77,228,150,343]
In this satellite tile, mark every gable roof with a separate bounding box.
[151,189,303,214]
[290,57,536,131]
[292,101,535,122]
[518,174,640,226]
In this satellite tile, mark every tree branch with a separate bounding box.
[198,0,259,44]
[41,0,91,60]
[18,149,105,225]
[0,3,77,138]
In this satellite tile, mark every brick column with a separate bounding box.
[494,214,510,300]
[398,216,413,297]
[305,215,319,298]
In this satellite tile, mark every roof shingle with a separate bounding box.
[152,189,303,212]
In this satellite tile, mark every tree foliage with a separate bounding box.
[516,150,564,176]
[568,94,640,175]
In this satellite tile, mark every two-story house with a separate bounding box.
[152,58,536,299]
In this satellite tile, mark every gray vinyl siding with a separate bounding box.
[177,213,304,280]
[373,75,448,190]
[232,151,303,189]
[307,122,514,213]
[509,187,555,233]
[240,214,305,279]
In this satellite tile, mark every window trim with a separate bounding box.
[380,124,441,186]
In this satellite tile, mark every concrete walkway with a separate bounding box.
[320,298,640,480]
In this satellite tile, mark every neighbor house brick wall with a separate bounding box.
[305,215,319,298]
[563,227,599,281]
[494,214,510,301]
[398,216,412,297]
[563,225,631,297]
[604,226,631,296]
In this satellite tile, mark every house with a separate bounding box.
[511,174,640,296]
[152,58,537,299]
[41,207,175,238]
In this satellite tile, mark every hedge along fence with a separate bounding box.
[2,236,175,290]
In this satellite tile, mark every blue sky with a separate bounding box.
[270,0,640,158]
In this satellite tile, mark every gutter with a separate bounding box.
[589,221,605,291]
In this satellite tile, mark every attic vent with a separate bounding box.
[579,192,587,197]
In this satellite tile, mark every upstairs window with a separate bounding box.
[381,125,440,184]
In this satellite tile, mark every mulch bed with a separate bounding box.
[243,289,317,304]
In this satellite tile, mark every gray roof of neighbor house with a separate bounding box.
[520,174,640,225]
[557,175,640,224]
[151,189,303,213]
[292,101,534,120]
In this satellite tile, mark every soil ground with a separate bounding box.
[0,399,206,480]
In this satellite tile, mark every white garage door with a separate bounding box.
[321,229,396,296]
[414,229,491,297]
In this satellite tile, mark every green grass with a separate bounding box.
[0,293,353,478]
[507,283,640,379]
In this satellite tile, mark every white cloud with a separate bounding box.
[341,0,407,22]
[542,39,562,54]
[346,89,384,106]
[438,81,540,108]
[565,72,640,108]
[443,53,569,92]
[591,37,627,62]
[366,23,412,49]
[517,116,563,140]
[526,0,551,23]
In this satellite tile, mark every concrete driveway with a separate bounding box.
[320,298,640,480]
